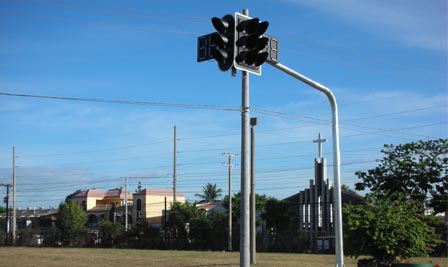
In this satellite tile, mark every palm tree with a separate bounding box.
[195,183,223,204]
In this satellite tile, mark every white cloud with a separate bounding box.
[286,0,447,51]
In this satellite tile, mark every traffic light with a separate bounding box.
[234,12,269,75]
[210,14,235,71]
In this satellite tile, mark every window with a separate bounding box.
[136,199,142,218]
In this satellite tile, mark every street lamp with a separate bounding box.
[250,117,258,264]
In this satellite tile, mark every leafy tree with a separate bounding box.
[125,220,160,249]
[341,184,357,195]
[205,210,228,250]
[65,189,82,203]
[108,204,116,222]
[189,211,212,248]
[344,193,441,266]
[167,202,205,240]
[56,201,87,246]
[99,220,123,247]
[222,192,267,221]
[0,206,5,212]
[355,139,447,214]
[195,183,223,203]
[262,197,292,234]
[166,202,228,250]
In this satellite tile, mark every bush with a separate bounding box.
[344,193,441,266]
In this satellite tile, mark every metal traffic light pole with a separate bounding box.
[239,9,251,267]
[267,61,345,267]
[197,9,342,267]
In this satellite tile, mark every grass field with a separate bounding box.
[0,247,445,267]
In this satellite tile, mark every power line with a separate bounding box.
[1,91,444,143]
[279,31,442,75]
[2,0,208,25]
[343,105,447,122]
[22,139,172,158]
[0,9,202,35]
[0,92,240,111]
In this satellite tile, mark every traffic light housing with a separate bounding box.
[234,12,269,75]
[210,14,235,71]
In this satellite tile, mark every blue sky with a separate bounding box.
[0,0,446,209]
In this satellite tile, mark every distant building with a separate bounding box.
[196,202,226,215]
[71,188,132,227]
[0,207,58,245]
[133,188,185,225]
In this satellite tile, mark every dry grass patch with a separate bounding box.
[0,247,445,267]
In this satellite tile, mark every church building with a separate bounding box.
[284,133,360,252]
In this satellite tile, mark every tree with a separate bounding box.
[56,201,87,246]
[167,202,205,240]
[355,139,447,214]
[344,193,441,266]
[99,220,123,247]
[262,197,292,234]
[166,202,228,250]
[65,189,82,203]
[195,183,223,204]
[222,192,267,219]
[125,220,160,249]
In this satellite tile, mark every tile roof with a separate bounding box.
[133,188,185,197]
[104,188,132,199]
[73,189,105,198]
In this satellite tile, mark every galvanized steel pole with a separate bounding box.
[240,68,250,267]
[250,117,258,264]
[240,7,251,263]
[267,61,344,267]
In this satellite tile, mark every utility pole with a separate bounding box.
[250,117,258,264]
[0,183,12,245]
[173,125,177,203]
[124,177,128,231]
[222,153,238,251]
[164,196,167,243]
[12,147,16,246]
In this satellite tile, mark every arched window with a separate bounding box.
[136,199,142,211]
[136,199,142,218]
[88,214,97,224]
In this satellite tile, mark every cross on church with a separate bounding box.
[313,132,327,158]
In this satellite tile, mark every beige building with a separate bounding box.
[71,188,133,226]
[133,188,185,225]
[71,187,185,227]
[71,188,132,211]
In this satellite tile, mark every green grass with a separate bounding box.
[0,247,445,267]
